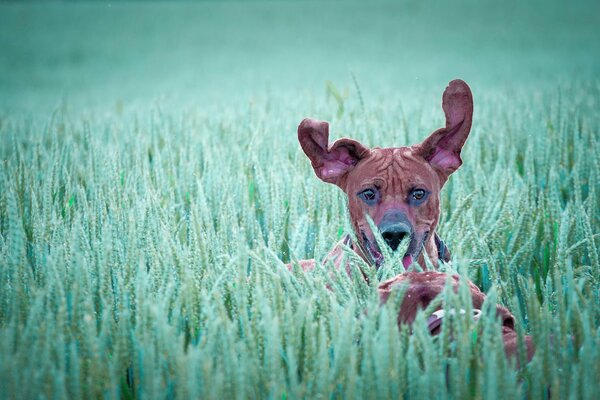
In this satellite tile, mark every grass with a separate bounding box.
[1,1,599,399]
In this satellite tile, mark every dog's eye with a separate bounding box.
[358,188,379,205]
[409,189,429,206]
[362,189,376,200]
[412,189,425,200]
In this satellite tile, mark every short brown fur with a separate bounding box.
[293,80,534,363]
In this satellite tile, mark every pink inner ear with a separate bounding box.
[428,147,461,170]
[319,147,358,179]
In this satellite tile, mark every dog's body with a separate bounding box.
[294,80,534,361]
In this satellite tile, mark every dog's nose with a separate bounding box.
[379,210,412,251]
[381,224,411,251]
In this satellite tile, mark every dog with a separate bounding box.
[293,79,534,361]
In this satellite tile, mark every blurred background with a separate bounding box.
[1,0,599,115]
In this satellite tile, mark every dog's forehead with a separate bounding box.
[349,146,439,190]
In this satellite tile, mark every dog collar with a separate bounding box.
[427,308,482,334]
[434,233,450,263]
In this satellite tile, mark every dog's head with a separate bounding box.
[298,80,473,268]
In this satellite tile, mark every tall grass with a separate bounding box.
[0,81,598,398]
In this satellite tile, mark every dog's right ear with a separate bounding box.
[414,79,473,181]
[298,118,370,187]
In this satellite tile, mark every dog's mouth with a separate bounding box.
[361,230,429,270]
[363,233,384,266]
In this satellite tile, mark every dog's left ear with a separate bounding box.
[298,118,370,187]
[415,79,473,180]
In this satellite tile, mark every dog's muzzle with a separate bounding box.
[379,211,412,251]
[381,223,411,251]
[360,210,428,269]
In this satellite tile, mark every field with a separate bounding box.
[1,1,599,399]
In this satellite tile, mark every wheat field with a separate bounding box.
[1,1,599,399]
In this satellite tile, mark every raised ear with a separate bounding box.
[298,118,370,186]
[414,79,473,180]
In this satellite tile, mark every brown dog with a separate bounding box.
[294,80,534,361]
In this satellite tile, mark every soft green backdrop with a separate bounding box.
[1,1,599,399]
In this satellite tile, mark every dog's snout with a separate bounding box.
[381,225,410,251]
[379,210,413,251]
